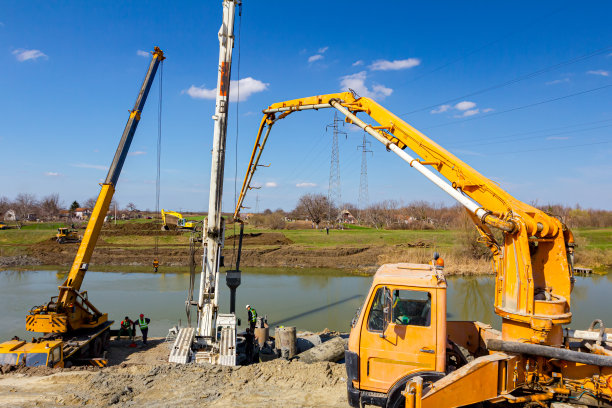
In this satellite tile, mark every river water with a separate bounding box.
[1,268,610,340]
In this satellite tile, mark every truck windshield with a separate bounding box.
[0,353,19,365]
[25,353,48,367]
[392,290,431,327]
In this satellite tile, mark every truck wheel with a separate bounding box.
[386,372,445,408]
[101,330,111,350]
[90,337,103,357]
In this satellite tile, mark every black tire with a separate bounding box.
[101,330,111,350]
[90,337,103,357]
[386,372,445,408]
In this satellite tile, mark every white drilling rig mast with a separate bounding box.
[170,0,240,367]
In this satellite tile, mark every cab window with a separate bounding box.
[0,353,18,365]
[367,288,384,332]
[25,353,48,367]
[392,289,431,327]
[49,347,61,367]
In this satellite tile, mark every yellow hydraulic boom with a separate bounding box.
[26,47,165,335]
[235,91,574,345]
[232,92,612,407]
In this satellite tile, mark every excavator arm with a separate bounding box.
[235,91,574,345]
[27,47,165,334]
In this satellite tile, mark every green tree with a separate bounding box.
[70,201,80,211]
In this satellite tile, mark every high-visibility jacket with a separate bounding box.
[249,308,257,323]
[121,320,131,329]
[138,318,148,329]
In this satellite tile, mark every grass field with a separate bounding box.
[1,221,610,271]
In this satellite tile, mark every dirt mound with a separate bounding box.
[238,232,293,246]
[0,339,348,407]
[101,222,183,237]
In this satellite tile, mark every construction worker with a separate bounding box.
[244,328,254,364]
[153,258,159,273]
[246,304,257,333]
[137,313,150,345]
[118,316,134,340]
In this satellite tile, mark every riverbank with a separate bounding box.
[0,338,348,407]
[1,221,610,275]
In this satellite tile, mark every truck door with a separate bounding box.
[359,286,437,393]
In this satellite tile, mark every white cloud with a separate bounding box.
[454,101,477,111]
[128,150,146,156]
[308,46,329,64]
[136,50,150,57]
[183,77,269,102]
[352,60,364,67]
[546,136,570,140]
[340,71,392,100]
[12,48,47,62]
[369,58,421,71]
[459,109,479,117]
[430,100,492,117]
[265,182,278,188]
[587,69,610,77]
[546,78,570,85]
[296,182,317,188]
[44,172,61,177]
[431,105,450,114]
[72,163,109,171]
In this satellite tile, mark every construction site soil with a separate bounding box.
[0,338,348,407]
[0,222,491,274]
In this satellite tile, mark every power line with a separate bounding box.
[490,139,612,156]
[399,4,567,87]
[422,83,612,130]
[400,45,612,117]
[449,122,612,149]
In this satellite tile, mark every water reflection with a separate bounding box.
[0,269,609,341]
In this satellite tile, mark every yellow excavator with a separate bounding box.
[234,92,612,407]
[0,47,165,368]
[161,209,197,231]
[56,227,81,244]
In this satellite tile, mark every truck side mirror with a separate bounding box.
[381,287,392,338]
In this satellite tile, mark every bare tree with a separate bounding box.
[125,202,138,212]
[84,197,98,209]
[0,196,10,215]
[293,193,330,227]
[40,194,62,219]
[15,193,38,218]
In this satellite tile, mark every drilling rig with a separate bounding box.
[169,0,240,366]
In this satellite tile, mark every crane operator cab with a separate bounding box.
[345,262,449,408]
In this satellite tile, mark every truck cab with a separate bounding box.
[0,339,64,368]
[345,263,448,408]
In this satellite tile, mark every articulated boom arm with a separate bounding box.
[27,47,165,334]
[235,92,575,345]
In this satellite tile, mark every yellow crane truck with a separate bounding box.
[234,92,612,407]
[0,47,165,369]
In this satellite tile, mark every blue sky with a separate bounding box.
[1,1,611,212]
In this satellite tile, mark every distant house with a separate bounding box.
[59,210,71,219]
[26,213,38,221]
[4,209,17,221]
[338,209,356,224]
[74,208,92,220]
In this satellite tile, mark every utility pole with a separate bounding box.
[255,193,260,214]
[358,133,372,223]
[326,112,346,223]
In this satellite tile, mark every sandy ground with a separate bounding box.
[0,338,348,407]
